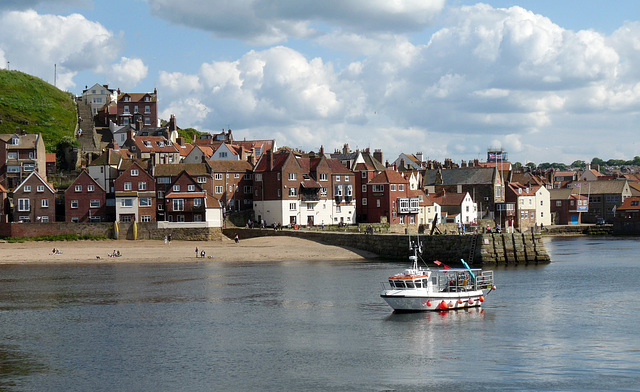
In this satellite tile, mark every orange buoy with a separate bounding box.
[492,286,497,290]
[438,301,448,310]
[457,299,463,304]
[426,300,432,307]
[468,298,475,305]
[479,296,485,302]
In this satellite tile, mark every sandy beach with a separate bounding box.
[0,236,378,264]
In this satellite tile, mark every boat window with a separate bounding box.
[406,281,415,288]
[389,279,395,288]
[414,280,422,288]
[394,281,405,288]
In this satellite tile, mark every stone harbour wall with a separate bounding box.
[225,228,551,266]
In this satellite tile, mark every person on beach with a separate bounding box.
[168,234,172,244]
[195,247,199,258]
[234,234,239,244]
[200,250,206,258]
[164,235,167,244]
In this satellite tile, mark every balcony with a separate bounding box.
[302,193,320,202]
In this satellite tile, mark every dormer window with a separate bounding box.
[11,137,19,145]
[131,169,139,176]
[144,141,152,147]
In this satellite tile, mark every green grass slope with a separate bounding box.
[0,69,76,152]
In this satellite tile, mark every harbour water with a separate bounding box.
[1,236,639,391]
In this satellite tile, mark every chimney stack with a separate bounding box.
[373,149,383,165]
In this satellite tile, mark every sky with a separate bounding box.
[1,0,640,166]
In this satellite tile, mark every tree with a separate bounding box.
[570,160,586,168]
[55,136,79,171]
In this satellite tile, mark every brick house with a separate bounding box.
[163,171,209,223]
[549,188,588,225]
[116,89,158,127]
[253,149,355,227]
[65,170,107,222]
[0,183,8,223]
[114,162,156,222]
[613,196,640,235]
[0,132,47,190]
[363,169,419,226]
[568,180,632,223]
[122,133,180,165]
[153,163,212,221]
[12,171,56,223]
[505,182,543,231]
[209,160,254,213]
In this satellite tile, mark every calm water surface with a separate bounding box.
[1,236,640,391]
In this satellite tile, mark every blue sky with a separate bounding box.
[1,0,639,166]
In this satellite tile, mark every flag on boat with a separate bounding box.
[433,260,450,269]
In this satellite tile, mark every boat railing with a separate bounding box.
[435,270,494,292]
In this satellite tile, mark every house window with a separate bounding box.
[173,199,184,211]
[145,105,150,113]
[90,200,100,208]
[197,176,207,183]
[177,215,185,222]
[194,214,202,222]
[376,199,381,208]
[335,175,341,182]
[24,164,34,172]
[399,184,405,191]
[71,217,79,223]
[390,185,396,191]
[131,169,139,176]
[139,198,152,207]
[124,105,130,113]
[362,198,367,205]
[307,203,314,210]
[362,184,367,193]
[173,185,180,192]
[321,187,327,196]
[124,182,132,191]
[194,198,202,207]
[219,152,228,158]
[361,171,367,178]
[188,184,195,192]
[320,173,328,181]
[75,185,82,192]
[215,186,223,194]
[234,173,240,178]
[120,199,133,207]
[24,186,31,192]
[41,199,49,208]
[157,191,165,199]
[87,185,95,192]
[141,215,151,222]
[244,173,253,180]
[336,205,341,213]
[289,203,297,210]
[158,204,165,211]
[37,185,44,192]
[70,200,78,209]
[288,173,297,181]
[336,185,343,196]
[556,201,562,207]
[11,137,19,145]
[7,166,19,173]
[158,177,171,184]
[288,187,297,197]
[120,215,132,222]
[7,152,17,159]
[372,185,384,192]
[138,182,147,190]
[40,216,49,223]
[244,185,252,193]
[215,173,223,180]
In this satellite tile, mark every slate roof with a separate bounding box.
[423,167,495,186]
[569,180,629,195]
[208,160,253,172]
[154,163,211,177]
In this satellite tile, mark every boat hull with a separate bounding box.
[380,290,486,312]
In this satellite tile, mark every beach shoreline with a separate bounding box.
[0,236,378,264]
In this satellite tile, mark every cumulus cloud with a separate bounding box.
[147,0,445,45]
[0,9,122,90]
[106,57,149,89]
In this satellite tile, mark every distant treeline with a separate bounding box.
[514,157,640,171]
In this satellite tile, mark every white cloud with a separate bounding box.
[0,10,121,90]
[107,57,149,89]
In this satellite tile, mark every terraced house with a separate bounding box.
[114,161,156,223]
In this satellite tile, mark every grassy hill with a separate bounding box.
[0,69,77,152]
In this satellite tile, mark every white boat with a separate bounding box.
[380,238,496,312]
